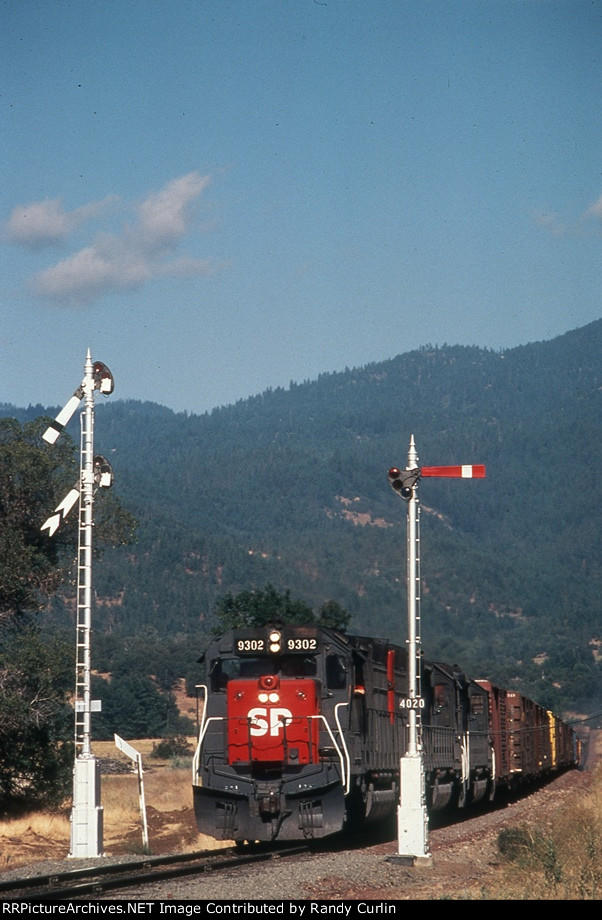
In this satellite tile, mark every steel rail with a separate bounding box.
[1,845,309,902]
[0,846,222,895]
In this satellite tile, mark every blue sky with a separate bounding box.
[1,0,600,415]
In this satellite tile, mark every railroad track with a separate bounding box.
[0,844,310,901]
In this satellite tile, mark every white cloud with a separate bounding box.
[136,172,211,250]
[3,196,116,247]
[533,193,602,237]
[34,239,150,303]
[585,193,602,220]
[28,171,216,305]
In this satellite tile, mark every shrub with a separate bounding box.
[150,736,193,760]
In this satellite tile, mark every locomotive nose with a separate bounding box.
[259,674,279,691]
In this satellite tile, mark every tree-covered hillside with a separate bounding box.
[3,319,600,717]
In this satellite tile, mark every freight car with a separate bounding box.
[476,680,580,790]
[192,624,579,844]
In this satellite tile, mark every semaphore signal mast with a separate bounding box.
[387,435,485,864]
[41,350,114,858]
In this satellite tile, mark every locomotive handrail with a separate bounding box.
[192,715,224,778]
[461,732,469,784]
[192,683,209,779]
[308,708,350,795]
[334,702,351,794]
[193,715,228,776]
[192,684,222,781]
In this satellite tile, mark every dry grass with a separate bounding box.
[0,737,227,872]
[489,765,602,900]
[0,811,71,871]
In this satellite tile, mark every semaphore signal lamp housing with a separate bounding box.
[388,467,420,500]
[93,456,114,489]
[93,362,114,395]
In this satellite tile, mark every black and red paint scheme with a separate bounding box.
[192,624,580,844]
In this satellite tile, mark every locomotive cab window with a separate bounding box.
[209,655,316,690]
[280,655,317,677]
[434,683,448,711]
[326,654,347,690]
[209,658,243,691]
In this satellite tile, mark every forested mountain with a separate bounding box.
[3,319,600,717]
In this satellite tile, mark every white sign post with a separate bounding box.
[114,734,150,852]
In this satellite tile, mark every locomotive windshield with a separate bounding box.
[209,654,317,691]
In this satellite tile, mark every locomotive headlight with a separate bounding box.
[258,691,280,703]
[269,630,282,653]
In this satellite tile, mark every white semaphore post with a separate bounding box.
[42,350,114,858]
[387,435,486,864]
[69,350,104,858]
[393,435,431,863]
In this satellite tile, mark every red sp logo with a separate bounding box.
[247,707,293,737]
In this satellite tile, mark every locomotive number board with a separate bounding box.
[283,633,320,653]
[234,628,321,655]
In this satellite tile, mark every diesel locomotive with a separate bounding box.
[192,623,579,844]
